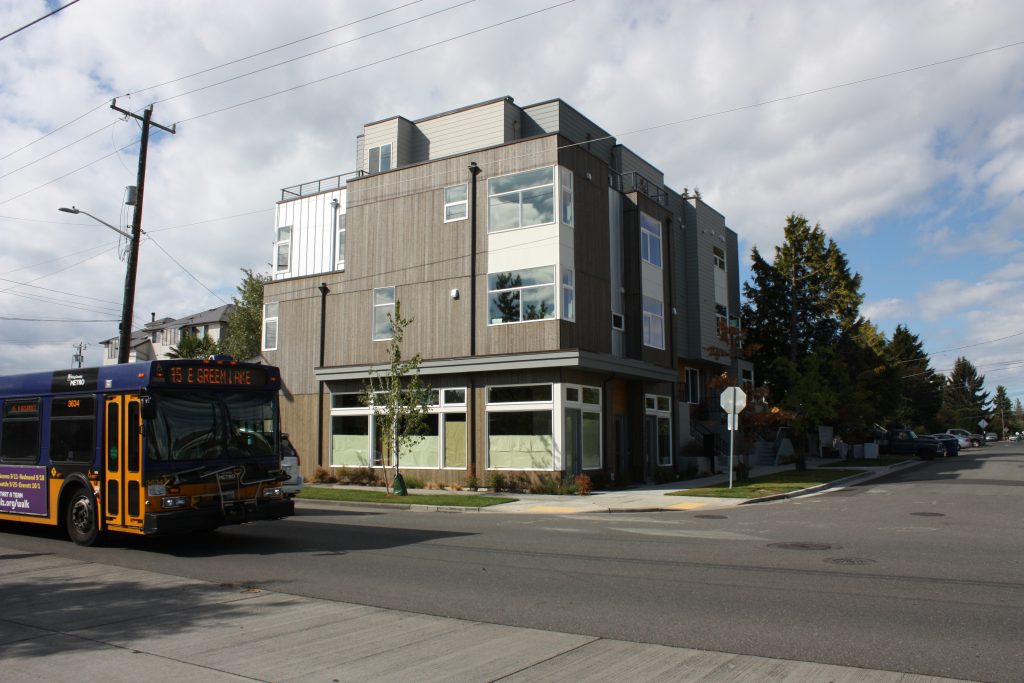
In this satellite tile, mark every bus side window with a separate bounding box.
[1,398,41,463]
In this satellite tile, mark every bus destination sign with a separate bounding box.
[166,365,269,387]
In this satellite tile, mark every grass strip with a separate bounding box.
[668,468,864,499]
[298,487,517,507]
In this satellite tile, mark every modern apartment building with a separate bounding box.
[263,96,749,485]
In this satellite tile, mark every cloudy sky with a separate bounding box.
[1,0,1022,406]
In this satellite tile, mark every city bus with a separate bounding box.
[0,358,294,545]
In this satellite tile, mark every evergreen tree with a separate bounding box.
[885,325,944,431]
[221,268,270,361]
[741,213,864,404]
[938,357,990,431]
[992,385,1013,437]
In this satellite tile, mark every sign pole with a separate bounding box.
[720,387,747,490]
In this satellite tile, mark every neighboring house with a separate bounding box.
[263,96,749,485]
[99,304,234,364]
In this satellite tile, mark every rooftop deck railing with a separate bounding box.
[280,170,366,201]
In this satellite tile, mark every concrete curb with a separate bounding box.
[740,457,927,504]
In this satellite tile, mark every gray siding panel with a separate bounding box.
[416,100,511,160]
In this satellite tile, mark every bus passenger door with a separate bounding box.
[103,395,145,531]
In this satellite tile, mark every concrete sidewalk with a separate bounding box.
[302,458,924,515]
[0,543,967,683]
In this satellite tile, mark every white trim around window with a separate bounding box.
[487,166,555,233]
[372,287,396,341]
[444,183,468,222]
[642,296,665,349]
[640,212,662,268]
[262,302,279,351]
[275,226,291,273]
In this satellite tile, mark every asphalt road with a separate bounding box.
[2,443,1023,682]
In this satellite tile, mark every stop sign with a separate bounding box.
[720,386,747,414]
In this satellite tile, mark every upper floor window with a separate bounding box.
[685,368,702,404]
[713,245,726,270]
[444,184,468,222]
[487,167,554,232]
[373,287,396,341]
[561,268,575,322]
[560,170,574,226]
[275,226,291,273]
[488,267,555,324]
[642,296,664,349]
[335,213,346,271]
[369,143,392,174]
[640,212,662,267]
[262,303,279,351]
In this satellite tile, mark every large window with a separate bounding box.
[369,143,392,174]
[640,212,662,267]
[488,266,556,325]
[685,368,703,404]
[713,245,726,270]
[373,287,395,341]
[560,170,574,226]
[444,184,468,222]
[487,384,553,470]
[488,167,554,232]
[330,389,467,469]
[565,385,602,470]
[275,226,291,273]
[262,303,279,351]
[642,296,664,349]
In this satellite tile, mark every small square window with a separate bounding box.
[444,184,468,222]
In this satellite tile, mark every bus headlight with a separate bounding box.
[263,487,283,498]
[162,496,187,509]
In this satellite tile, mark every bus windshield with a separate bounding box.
[145,390,278,461]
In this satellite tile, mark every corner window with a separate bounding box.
[262,303,279,351]
[562,269,575,322]
[642,296,664,349]
[640,212,662,267]
[488,267,555,324]
[560,169,574,226]
[373,287,396,341]
[444,184,468,222]
[369,143,392,174]
[275,226,291,273]
[487,167,554,232]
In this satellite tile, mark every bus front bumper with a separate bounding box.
[142,498,295,535]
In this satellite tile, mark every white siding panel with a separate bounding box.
[273,189,346,280]
[488,224,560,274]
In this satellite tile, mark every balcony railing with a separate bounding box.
[280,170,366,201]
[608,170,669,206]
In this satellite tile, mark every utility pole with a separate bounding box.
[109,99,175,363]
[72,341,86,368]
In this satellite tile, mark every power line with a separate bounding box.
[0,0,429,165]
[0,0,81,43]
[175,1,577,125]
[0,316,117,323]
[145,236,229,304]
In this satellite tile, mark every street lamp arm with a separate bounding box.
[58,206,132,239]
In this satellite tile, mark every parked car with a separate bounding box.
[878,428,945,459]
[985,432,998,442]
[279,434,303,497]
[944,432,971,450]
[927,434,960,457]
[946,428,983,447]
[1010,432,1024,442]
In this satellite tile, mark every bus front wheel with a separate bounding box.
[66,489,99,546]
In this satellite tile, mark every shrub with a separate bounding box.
[312,467,337,484]
[463,475,479,491]
[485,472,506,492]
[527,474,562,494]
[401,475,424,490]
[574,473,592,496]
[504,474,527,493]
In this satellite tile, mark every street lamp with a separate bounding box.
[58,205,139,364]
